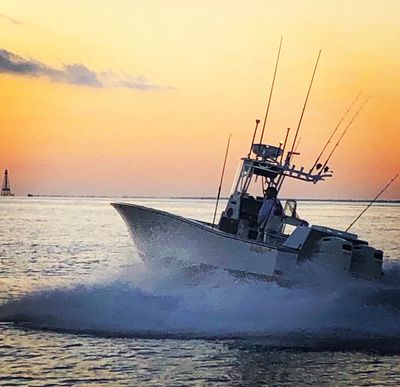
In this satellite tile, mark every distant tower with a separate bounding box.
[1,169,13,196]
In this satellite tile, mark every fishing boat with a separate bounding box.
[112,141,384,285]
[112,43,389,285]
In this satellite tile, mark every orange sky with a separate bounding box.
[0,1,399,198]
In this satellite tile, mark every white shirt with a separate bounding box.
[258,198,281,225]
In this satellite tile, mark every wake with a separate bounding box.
[1,260,400,343]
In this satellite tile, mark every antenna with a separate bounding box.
[310,92,362,173]
[259,36,283,144]
[212,134,232,228]
[346,174,398,232]
[248,119,261,158]
[289,49,321,156]
[319,96,370,173]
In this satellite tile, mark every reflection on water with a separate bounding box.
[2,324,400,385]
[0,197,399,385]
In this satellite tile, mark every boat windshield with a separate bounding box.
[230,160,253,195]
[230,161,244,195]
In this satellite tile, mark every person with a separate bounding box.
[257,186,283,234]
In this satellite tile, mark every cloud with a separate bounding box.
[0,49,167,90]
[0,13,25,25]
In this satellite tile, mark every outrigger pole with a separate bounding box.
[310,92,362,173]
[289,49,321,156]
[319,96,370,174]
[259,36,283,145]
[346,174,399,232]
[212,134,232,228]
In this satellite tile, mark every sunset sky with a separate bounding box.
[0,0,399,199]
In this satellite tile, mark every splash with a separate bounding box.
[1,260,400,339]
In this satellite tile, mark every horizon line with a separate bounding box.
[3,194,400,203]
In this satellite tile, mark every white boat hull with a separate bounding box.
[112,203,299,281]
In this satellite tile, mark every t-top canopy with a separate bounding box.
[252,144,282,160]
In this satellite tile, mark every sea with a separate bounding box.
[0,197,399,386]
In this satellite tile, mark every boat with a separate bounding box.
[112,46,385,285]
[112,139,383,285]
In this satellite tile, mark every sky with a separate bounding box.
[0,0,399,199]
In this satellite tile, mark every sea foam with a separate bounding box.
[1,259,400,339]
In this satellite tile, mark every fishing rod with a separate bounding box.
[212,134,232,228]
[310,92,362,173]
[248,119,261,158]
[294,136,302,153]
[277,51,321,194]
[346,174,399,232]
[319,96,370,174]
[280,127,291,164]
[284,136,302,170]
[289,49,321,156]
[259,36,283,145]
[276,138,302,193]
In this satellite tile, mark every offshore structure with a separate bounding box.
[1,169,14,196]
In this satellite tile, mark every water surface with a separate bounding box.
[0,197,399,385]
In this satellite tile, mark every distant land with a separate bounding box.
[14,194,400,203]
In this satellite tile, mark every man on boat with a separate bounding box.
[258,186,283,236]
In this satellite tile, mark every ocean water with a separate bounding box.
[0,197,399,386]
